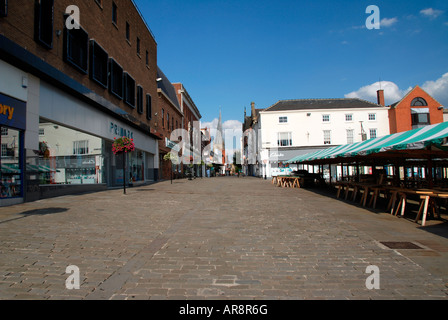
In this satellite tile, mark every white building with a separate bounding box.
[258,98,390,178]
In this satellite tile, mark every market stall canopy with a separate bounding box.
[287,122,448,164]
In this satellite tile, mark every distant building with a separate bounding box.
[382,86,444,134]
[242,102,263,177]
[259,98,389,178]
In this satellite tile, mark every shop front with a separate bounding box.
[25,80,158,200]
[0,93,26,206]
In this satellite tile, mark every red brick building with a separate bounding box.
[378,86,443,134]
[173,83,202,176]
[0,0,161,204]
[156,67,183,180]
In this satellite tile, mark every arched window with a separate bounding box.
[411,97,427,106]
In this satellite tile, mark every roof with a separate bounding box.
[263,98,385,112]
[157,67,181,112]
[287,122,448,164]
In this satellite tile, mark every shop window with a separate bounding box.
[137,86,143,114]
[109,58,123,99]
[0,0,7,17]
[1,126,21,198]
[34,0,54,49]
[64,23,88,74]
[124,73,135,107]
[90,40,108,88]
[37,120,104,185]
[146,94,152,120]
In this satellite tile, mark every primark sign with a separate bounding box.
[109,121,134,140]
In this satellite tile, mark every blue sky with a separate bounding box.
[135,0,448,128]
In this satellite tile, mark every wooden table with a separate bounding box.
[273,176,302,188]
[415,191,448,226]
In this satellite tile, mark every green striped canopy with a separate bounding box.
[287,122,448,163]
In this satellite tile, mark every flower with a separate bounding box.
[112,136,135,155]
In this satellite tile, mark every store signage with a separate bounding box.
[0,93,26,130]
[165,137,180,152]
[109,121,134,140]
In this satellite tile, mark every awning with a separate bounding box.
[287,122,448,164]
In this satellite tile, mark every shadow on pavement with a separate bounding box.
[18,207,69,216]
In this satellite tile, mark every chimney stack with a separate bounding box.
[377,89,385,106]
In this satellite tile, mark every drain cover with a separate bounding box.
[380,242,423,250]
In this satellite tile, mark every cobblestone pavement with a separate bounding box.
[0,177,448,300]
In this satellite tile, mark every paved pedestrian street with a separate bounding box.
[0,177,448,300]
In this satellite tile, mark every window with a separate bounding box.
[90,40,108,88]
[146,94,152,120]
[136,37,140,55]
[112,2,117,24]
[39,128,45,136]
[346,129,354,144]
[1,127,7,136]
[109,58,123,99]
[368,113,376,121]
[0,0,7,17]
[322,114,330,122]
[277,132,292,147]
[279,116,288,123]
[345,114,353,122]
[411,97,428,107]
[73,140,89,155]
[124,73,135,107]
[64,24,88,73]
[1,143,7,157]
[323,130,331,145]
[162,109,165,128]
[34,0,54,49]
[136,86,143,114]
[172,117,174,131]
[176,120,178,130]
[369,129,377,139]
[146,50,149,66]
[411,109,430,128]
[126,22,130,41]
[167,113,170,131]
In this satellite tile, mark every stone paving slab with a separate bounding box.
[0,177,447,300]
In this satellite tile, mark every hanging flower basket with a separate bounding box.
[112,137,135,155]
[38,141,50,158]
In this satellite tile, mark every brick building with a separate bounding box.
[378,86,444,134]
[0,0,161,205]
[156,67,183,180]
[172,83,202,177]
